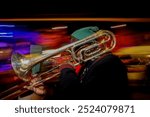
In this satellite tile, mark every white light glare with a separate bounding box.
[52,26,68,30]
[110,24,127,29]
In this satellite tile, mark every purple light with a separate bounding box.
[0,64,12,72]
[15,49,30,54]
[0,32,13,37]
[0,25,15,27]
[0,42,10,48]
[0,24,40,74]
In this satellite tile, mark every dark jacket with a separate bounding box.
[54,53,130,100]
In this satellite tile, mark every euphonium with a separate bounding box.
[0,29,116,99]
[11,30,116,81]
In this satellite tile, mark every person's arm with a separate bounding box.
[19,78,47,100]
[59,64,78,88]
[54,63,81,99]
[21,64,80,100]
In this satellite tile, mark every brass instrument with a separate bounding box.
[0,30,116,99]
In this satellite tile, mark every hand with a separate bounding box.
[24,77,46,96]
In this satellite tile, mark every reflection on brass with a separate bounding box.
[0,29,116,99]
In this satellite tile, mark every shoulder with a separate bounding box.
[86,53,127,75]
[92,53,122,67]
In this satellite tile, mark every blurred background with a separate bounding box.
[0,0,150,99]
[0,20,150,99]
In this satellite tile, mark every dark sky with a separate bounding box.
[0,0,149,18]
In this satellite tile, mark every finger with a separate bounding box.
[33,87,46,95]
[30,77,41,85]
[31,78,38,83]
[23,85,34,91]
[38,86,45,90]
[32,82,44,87]
[33,84,44,89]
[23,85,27,89]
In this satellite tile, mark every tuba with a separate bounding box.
[0,29,116,99]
